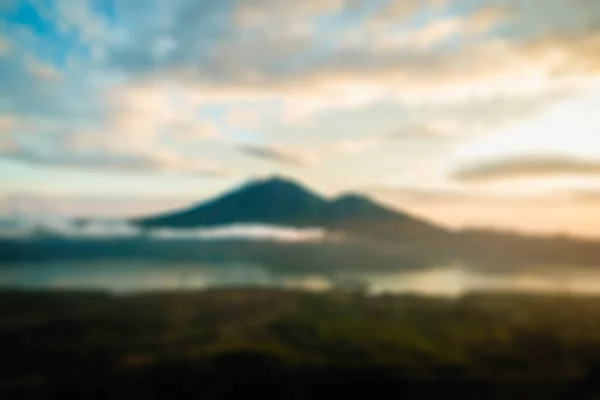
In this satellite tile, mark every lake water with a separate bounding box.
[3,261,600,296]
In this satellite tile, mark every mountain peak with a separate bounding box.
[262,174,293,184]
[250,175,307,190]
[238,176,324,202]
[334,192,371,203]
[329,192,397,220]
[139,176,327,228]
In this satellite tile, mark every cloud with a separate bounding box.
[0,53,224,176]
[367,179,600,206]
[1,0,599,189]
[14,0,600,117]
[240,119,482,167]
[150,224,332,243]
[369,7,511,52]
[221,0,598,111]
[0,78,226,175]
[240,143,319,166]
[0,216,141,239]
[240,137,385,166]
[0,194,195,218]
[454,155,600,183]
[369,0,447,26]
[565,189,600,202]
[166,120,221,140]
[104,80,224,142]
[331,138,382,155]
[53,0,109,42]
[386,121,465,140]
[116,33,591,128]
[26,60,61,81]
[0,214,333,243]
[0,128,228,177]
[152,36,178,59]
[233,0,355,26]
[369,185,480,204]
[89,0,597,124]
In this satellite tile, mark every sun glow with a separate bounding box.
[456,89,600,163]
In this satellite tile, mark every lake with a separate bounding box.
[2,261,600,296]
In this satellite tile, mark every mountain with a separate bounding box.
[5,177,600,269]
[137,177,327,228]
[135,177,448,242]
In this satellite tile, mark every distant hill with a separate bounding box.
[135,177,448,242]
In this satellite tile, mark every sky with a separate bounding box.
[0,0,599,237]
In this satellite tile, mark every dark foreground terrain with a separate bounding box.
[2,289,600,399]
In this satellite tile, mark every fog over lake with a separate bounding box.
[3,260,600,297]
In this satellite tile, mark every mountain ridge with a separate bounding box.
[136,177,448,242]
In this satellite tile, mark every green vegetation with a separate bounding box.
[2,289,600,398]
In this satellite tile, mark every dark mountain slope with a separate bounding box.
[136,177,448,242]
[137,177,328,228]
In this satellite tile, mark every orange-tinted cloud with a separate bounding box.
[454,155,600,183]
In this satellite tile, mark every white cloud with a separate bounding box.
[0,215,334,243]
[150,224,332,243]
